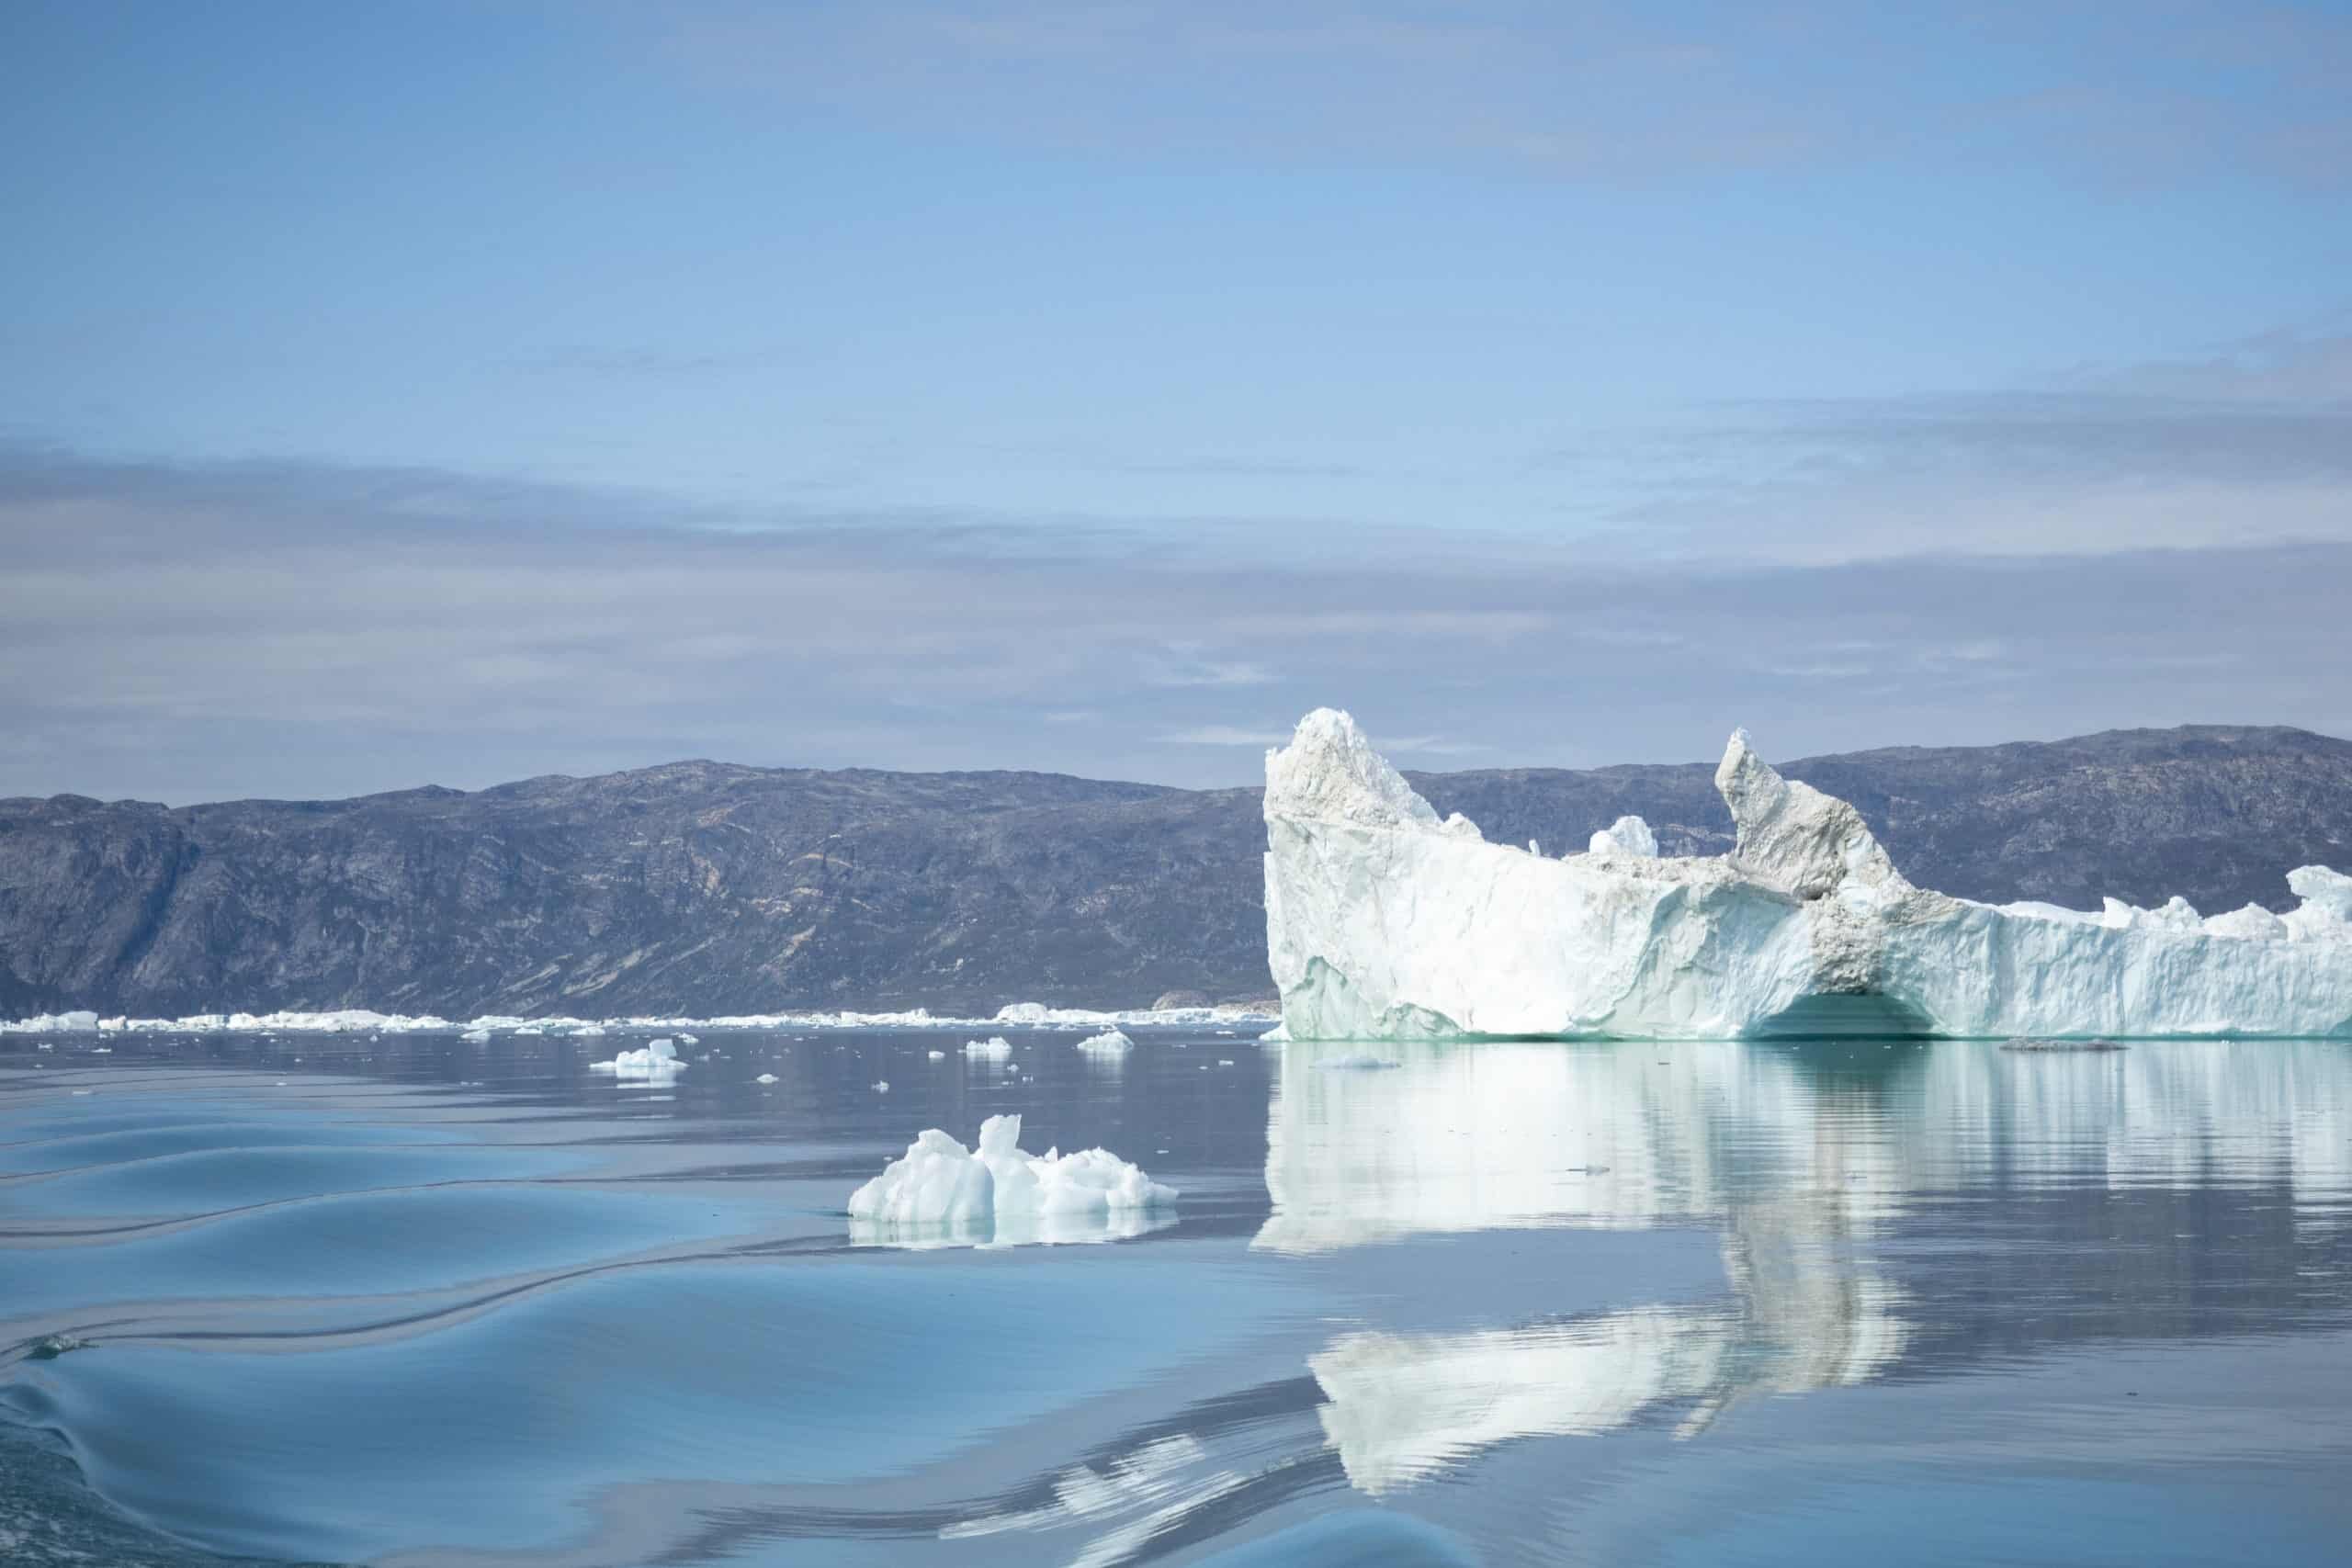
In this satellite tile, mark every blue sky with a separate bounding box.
[4,1,2349,801]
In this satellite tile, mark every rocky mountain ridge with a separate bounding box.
[3,725,2346,1018]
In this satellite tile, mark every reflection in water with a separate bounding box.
[1268,1037,2352,1498]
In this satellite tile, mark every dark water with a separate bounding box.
[4,1026,2350,1566]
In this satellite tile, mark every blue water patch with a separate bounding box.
[0,1181,767,1314]
[0,1115,446,1177]
[15,1142,587,1218]
[26,1246,1292,1562]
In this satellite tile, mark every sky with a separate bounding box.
[3,0,2348,803]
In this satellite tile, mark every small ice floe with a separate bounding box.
[679,1032,699,1045]
[1216,1058,1236,1066]
[70,1089,92,1096]
[1314,1053,1402,1071]
[755,1073,779,1085]
[873,1079,890,1093]
[589,1039,685,1081]
[1075,1028,1133,1055]
[460,1028,492,1044]
[963,1035,1013,1061]
[91,1046,112,1055]
[926,1049,946,1061]
[848,1113,1177,1248]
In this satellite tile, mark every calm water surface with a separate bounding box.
[4,1026,2349,1565]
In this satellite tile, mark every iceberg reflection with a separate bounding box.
[1270,1036,2352,1495]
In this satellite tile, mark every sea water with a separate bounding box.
[3,1026,2349,1565]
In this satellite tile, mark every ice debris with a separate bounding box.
[1075,1028,1134,1054]
[847,1113,1177,1247]
[1263,708,2352,1041]
[963,1035,1014,1060]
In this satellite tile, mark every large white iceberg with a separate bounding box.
[847,1113,1177,1247]
[1264,709,2352,1041]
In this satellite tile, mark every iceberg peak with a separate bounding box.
[1265,708,1440,833]
[1716,729,1905,902]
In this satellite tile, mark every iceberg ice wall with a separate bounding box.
[1263,709,2352,1041]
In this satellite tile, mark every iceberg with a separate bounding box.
[1075,1028,1134,1055]
[1264,709,2352,1041]
[587,1039,684,1081]
[963,1035,1014,1060]
[847,1113,1178,1247]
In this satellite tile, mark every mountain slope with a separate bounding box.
[3,726,2346,1017]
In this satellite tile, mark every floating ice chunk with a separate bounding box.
[1075,1028,1134,1055]
[679,1032,698,1044]
[589,1038,684,1081]
[848,1113,1177,1247]
[873,1079,889,1092]
[926,1048,946,1060]
[963,1035,1014,1060]
[1263,708,2352,1041]
[1586,815,1658,859]
[754,1072,779,1084]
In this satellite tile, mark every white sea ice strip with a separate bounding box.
[848,1113,1177,1247]
[0,1010,100,1034]
[1075,1028,1134,1054]
[14,1000,1283,1035]
[1587,816,1658,859]
[1263,707,2352,1041]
